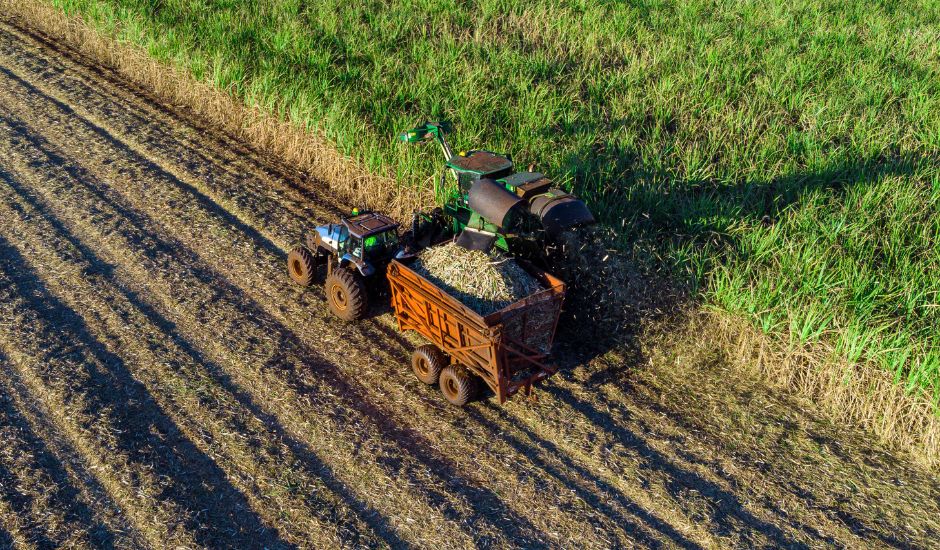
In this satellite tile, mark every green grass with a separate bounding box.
[47,0,940,399]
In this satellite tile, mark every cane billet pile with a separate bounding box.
[412,242,542,316]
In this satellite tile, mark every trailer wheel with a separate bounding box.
[439,365,478,406]
[412,345,447,385]
[287,246,317,286]
[325,269,368,321]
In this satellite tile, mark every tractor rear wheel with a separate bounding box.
[438,365,478,406]
[325,269,368,321]
[287,246,317,286]
[412,345,447,385]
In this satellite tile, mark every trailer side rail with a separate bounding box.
[388,260,565,403]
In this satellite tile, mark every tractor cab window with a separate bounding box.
[348,236,364,259]
[363,230,398,259]
[331,224,350,252]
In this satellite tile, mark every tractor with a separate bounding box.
[287,210,407,321]
[399,122,595,261]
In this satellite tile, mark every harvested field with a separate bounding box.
[1,15,939,550]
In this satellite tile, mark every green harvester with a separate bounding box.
[400,122,595,258]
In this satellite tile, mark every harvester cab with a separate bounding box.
[399,121,595,257]
[287,211,406,321]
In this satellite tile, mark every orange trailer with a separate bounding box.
[387,259,566,406]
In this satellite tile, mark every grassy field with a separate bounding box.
[45,0,940,400]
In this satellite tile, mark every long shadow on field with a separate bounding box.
[0,171,404,548]
[0,66,286,263]
[546,383,826,548]
[0,235,292,550]
[350,319,707,547]
[555,119,932,254]
[0,525,12,548]
[549,123,935,379]
[543,135,939,544]
[0,363,120,548]
[1,22,350,225]
[0,135,547,547]
[620,367,923,548]
[0,461,57,549]
[472,405,702,549]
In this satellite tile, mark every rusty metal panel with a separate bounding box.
[388,256,566,403]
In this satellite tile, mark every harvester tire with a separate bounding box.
[439,365,478,406]
[412,345,447,385]
[287,246,317,287]
[325,269,368,321]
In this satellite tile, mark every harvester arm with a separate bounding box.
[398,122,454,162]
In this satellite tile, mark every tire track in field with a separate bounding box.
[0,230,287,549]
[0,360,123,548]
[0,103,529,548]
[0,161,396,548]
[0,57,690,547]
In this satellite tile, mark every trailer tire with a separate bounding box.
[287,246,317,287]
[439,365,478,406]
[325,269,368,321]
[412,345,447,385]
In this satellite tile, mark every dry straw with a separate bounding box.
[702,311,940,470]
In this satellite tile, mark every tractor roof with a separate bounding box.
[446,150,513,176]
[343,212,399,238]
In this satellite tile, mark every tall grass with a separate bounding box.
[43,0,940,400]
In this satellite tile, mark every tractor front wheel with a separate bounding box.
[325,269,368,321]
[439,365,478,406]
[412,345,447,385]
[287,246,317,286]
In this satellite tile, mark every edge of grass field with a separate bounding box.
[3,0,937,469]
[0,1,431,223]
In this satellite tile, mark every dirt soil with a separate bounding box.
[0,17,938,550]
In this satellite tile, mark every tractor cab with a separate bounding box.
[339,212,401,276]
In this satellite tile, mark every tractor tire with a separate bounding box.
[325,269,368,321]
[412,345,448,385]
[287,246,317,287]
[438,365,478,407]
